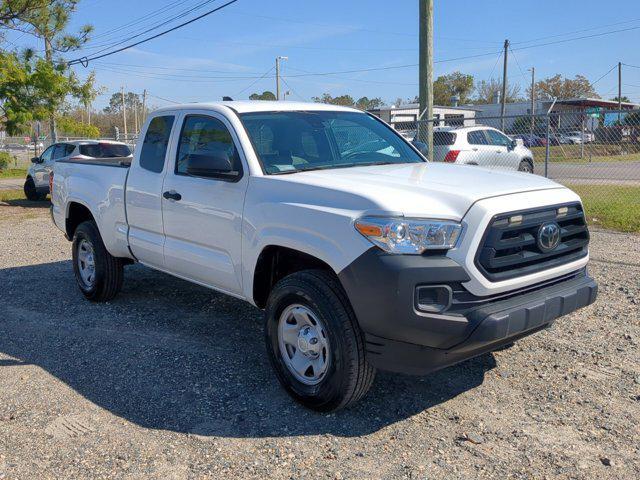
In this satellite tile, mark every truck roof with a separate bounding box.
[153,100,361,114]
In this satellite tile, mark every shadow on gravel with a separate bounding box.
[0,198,50,208]
[0,260,494,438]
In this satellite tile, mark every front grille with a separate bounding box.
[475,203,589,281]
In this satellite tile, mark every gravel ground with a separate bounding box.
[0,199,638,480]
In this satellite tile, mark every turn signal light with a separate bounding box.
[444,150,460,163]
[49,171,54,195]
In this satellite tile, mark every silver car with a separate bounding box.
[430,126,535,173]
[24,140,131,200]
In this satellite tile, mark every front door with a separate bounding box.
[485,129,519,170]
[161,113,247,296]
[125,114,176,268]
[33,145,54,188]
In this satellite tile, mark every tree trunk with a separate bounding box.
[44,38,58,143]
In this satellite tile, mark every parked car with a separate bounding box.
[431,126,535,173]
[24,140,131,200]
[511,133,546,148]
[562,131,593,144]
[51,101,597,411]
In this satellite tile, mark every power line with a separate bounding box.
[280,76,308,102]
[591,64,618,85]
[511,25,640,52]
[511,17,640,45]
[69,0,239,66]
[77,0,220,55]
[622,63,640,69]
[147,92,181,104]
[233,66,275,96]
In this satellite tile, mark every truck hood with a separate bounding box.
[275,162,566,220]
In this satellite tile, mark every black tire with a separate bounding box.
[72,220,124,302]
[23,177,45,201]
[264,269,376,411]
[518,160,534,173]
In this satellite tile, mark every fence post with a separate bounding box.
[580,113,585,160]
[545,114,550,178]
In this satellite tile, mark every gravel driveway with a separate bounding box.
[0,200,638,479]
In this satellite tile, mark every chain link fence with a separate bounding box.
[0,134,139,169]
[395,109,640,217]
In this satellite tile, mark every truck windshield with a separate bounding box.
[239,111,425,174]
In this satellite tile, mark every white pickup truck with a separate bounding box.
[51,101,597,411]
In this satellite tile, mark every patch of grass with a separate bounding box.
[567,184,640,233]
[0,189,24,202]
[531,146,640,164]
[0,168,28,178]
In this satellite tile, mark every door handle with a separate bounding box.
[163,190,182,201]
[472,148,478,151]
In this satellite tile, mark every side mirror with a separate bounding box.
[185,152,238,179]
[509,139,518,150]
[31,156,41,164]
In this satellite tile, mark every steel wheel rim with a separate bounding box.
[277,304,330,385]
[77,239,96,288]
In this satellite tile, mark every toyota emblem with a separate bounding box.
[537,222,561,252]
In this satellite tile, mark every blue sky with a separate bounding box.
[6,0,640,108]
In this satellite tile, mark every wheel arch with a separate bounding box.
[65,201,96,240]
[252,245,338,309]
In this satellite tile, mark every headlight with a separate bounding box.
[354,216,462,254]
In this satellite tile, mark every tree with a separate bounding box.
[354,96,383,111]
[433,71,474,106]
[57,115,99,137]
[611,95,631,103]
[249,90,276,101]
[474,78,522,104]
[528,74,598,100]
[1,0,94,140]
[312,93,355,107]
[0,0,49,24]
[103,91,142,114]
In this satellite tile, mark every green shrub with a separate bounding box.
[0,151,12,170]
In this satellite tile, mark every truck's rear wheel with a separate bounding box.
[264,270,376,411]
[72,221,123,302]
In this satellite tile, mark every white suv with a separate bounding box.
[24,140,131,200]
[431,126,535,173]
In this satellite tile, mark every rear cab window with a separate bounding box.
[139,115,175,173]
[80,143,131,158]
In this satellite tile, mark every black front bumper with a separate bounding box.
[339,249,597,375]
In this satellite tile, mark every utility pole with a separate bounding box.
[500,39,509,131]
[134,98,139,134]
[142,89,148,122]
[529,67,535,136]
[121,87,128,138]
[618,61,622,122]
[276,56,288,101]
[419,0,433,161]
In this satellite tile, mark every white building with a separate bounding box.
[368,103,477,132]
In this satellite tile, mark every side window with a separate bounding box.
[140,116,175,173]
[51,144,68,160]
[40,146,54,162]
[467,130,488,145]
[486,129,511,147]
[65,144,76,156]
[176,115,241,177]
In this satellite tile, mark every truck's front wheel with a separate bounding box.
[264,270,375,411]
[72,221,124,302]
